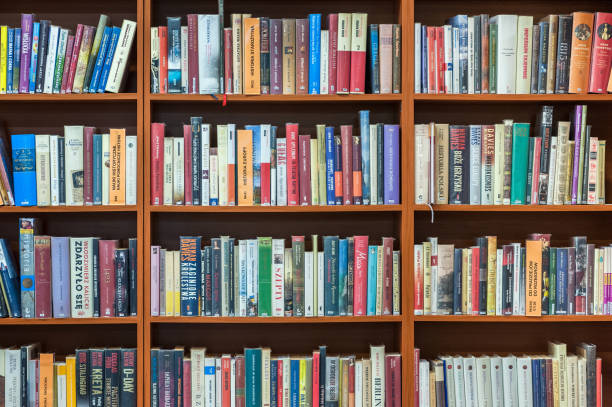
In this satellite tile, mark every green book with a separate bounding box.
[292,236,306,316]
[549,247,557,315]
[525,137,535,204]
[510,123,530,204]
[244,348,262,407]
[83,14,109,92]
[257,237,272,316]
[489,23,497,94]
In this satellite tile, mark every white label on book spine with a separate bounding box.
[102,133,111,205]
[64,126,84,205]
[49,135,60,205]
[105,20,137,93]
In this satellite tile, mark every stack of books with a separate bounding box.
[150,345,400,407]
[414,105,606,205]
[0,218,137,319]
[415,342,601,406]
[1,346,137,407]
[0,14,136,94]
[414,11,612,94]
[151,235,400,317]
[151,111,400,206]
[414,234,612,316]
[151,13,401,95]
[6,126,138,206]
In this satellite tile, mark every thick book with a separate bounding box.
[167,17,182,93]
[490,15,517,94]
[349,13,367,94]
[337,13,352,94]
[33,135,49,205]
[33,236,52,318]
[282,19,296,94]
[295,19,309,95]
[258,237,272,316]
[11,134,37,205]
[383,125,400,204]
[260,18,270,94]
[50,236,70,318]
[515,16,533,93]
[70,238,94,318]
[198,15,221,94]
[105,20,136,93]
[449,125,469,204]
[379,24,392,94]
[588,12,612,93]
[308,14,321,94]
[510,123,530,204]
[555,15,572,93]
[243,18,261,95]
[568,12,594,93]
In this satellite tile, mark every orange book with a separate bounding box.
[39,353,55,407]
[237,129,254,205]
[525,239,543,316]
[608,67,612,92]
[568,12,594,93]
[109,128,126,205]
[243,18,261,95]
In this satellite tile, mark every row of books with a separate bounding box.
[151,13,401,95]
[150,112,400,206]
[414,105,606,206]
[0,346,136,407]
[7,127,138,206]
[415,342,600,407]
[414,12,612,94]
[150,345,400,407]
[0,14,136,94]
[414,234,610,317]
[151,235,400,318]
[1,218,138,319]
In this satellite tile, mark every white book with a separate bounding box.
[512,243,521,315]
[163,138,173,205]
[491,15,518,94]
[102,133,110,205]
[547,137,558,205]
[150,27,160,93]
[172,137,185,204]
[453,357,465,407]
[514,16,533,94]
[428,237,438,315]
[476,356,491,407]
[260,124,271,206]
[246,239,258,316]
[125,135,137,205]
[577,357,586,407]
[369,124,378,205]
[320,30,329,94]
[469,125,481,205]
[276,138,287,206]
[305,251,314,316]
[215,358,222,407]
[355,360,363,407]
[44,25,60,93]
[204,357,216,407]
[317,252,324,316]
[489,356,504,407]
[238,240,248,316]
[312,237,318,315]
[49,135,60,205]
[231,14,242,94]
[272,239,285,316]
[198,15,221,94]
[53,29,69,94]
[261,349,271,407]
[27,359,37,407]
[439,356,456,407]
[105,19,137,93]
[452,27,460,94]
[201,124,211,205]
[56,362,67,407]
[429,123,435,202]
[566,355,578,407]
[493,124,504,204]
[180,26,188,93]
[414,23,421,94]
[444,25,453,94]
[281,357,291,407]
[70,237,94,317]
[463,356,477,407]
[414,244,424,315]
[516,356,533,407]
[217,125,228,205]
[419,360,430,407]
[495,249,503,316]
[227,124,236,205]
[35,134,51,206]
[467,17,475,94]
[230,358,236,407]
[5,349,21,407]
[502,355,518,407]
[370,345,385,407]
[64,126,84,205]
[414,124,430,204]
[209,151,218,204]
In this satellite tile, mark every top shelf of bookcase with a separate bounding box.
[413,94,612,102]
[0,94,138,102]
[148,94,404,103]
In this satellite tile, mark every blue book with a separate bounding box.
[290,359,300,407]
[447,15,468,93]
[308,14,321,94]
[532,358,540,406]
[150,349,159,407]
[7,28,14,93]
[11,134,37,206]
[245,348,262,407]
[359,110,371,204]
[50,236,70,318]
[325,127,335,205]
[270,360,278,407]
[323,236,339,316]
[93,134,103,204]
[246,125,261,204]
[368,25,379,93]
[29,22,40,93]
[167,17,182,93]
[421,25,427,93]
[180,236,202,316]
[338,238,348,315]
[366,245,377,315]
[453,248,462,314]
[556,248,568,315]
[89,27,112,93]
[383,124,400,204]
[13,28,21,94]
[0,238,21,317]
[97,26,121,93]
[539,360,546,407]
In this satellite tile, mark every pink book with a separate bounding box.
[286,123,299,206]
[312,351,320,407]
[34,236,52,318]
[183,359,192,407]
[276,358,283,407]
[340,126,353,204]
[99,240,119,317]
[60,35,75,93]
[187,15,199,94]
[471,246,479,315]
[327,14,339,94]
[150,123,165,205]
[349,17,366,94]
[531,137,542,204]
[379,24,393,94]
[83,127,95,205]
[353,235,369,316]
[184,124,193,205]
[385,354,401,407]
[224,28,233,94]
[299,135,311,205]
[65,24,84,93]
[150,246,160,316]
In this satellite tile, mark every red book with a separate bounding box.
[65,24,84,94]
[596,358,602,407]
[349,15,366,94]
[531,137,542,204]
[224,28,233,94]
[382,237,394,315]
[286,123,299,205]
[60,35,75,93]
[299,135,311,205]
[427,26,436,93]
[260,127,271,206]
[183,125,193,205]
[471,246,479,315]
[385,354,401,407]
[235,356,245,407]
[589,13,612,93]
[353,235,368,316]
[83,126,95,205]
[327,14,339,94]
[99,239,119,317]
[352,136,362,204]
[159,26,168,94]
[336,14,351,94]
[340,126,353,204]
[222,356,231,407]
[150,123,165,205]
[348,359,355,404]
[436,27,445,93]
[312,351,320,407]
[183,359,192,407]
[277,359,283,407]
[34,236,52,318]
[187,15,199,94]
[295,19,309,95]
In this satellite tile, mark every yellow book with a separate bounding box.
[243,18,261,94]
[40,353,55,407]
[298,358,307,407]
[486,236,497,315]
[174,250,180,316]
[109,128,126,205]
[310,138,319,205]
[165,250,174,315]
[526,239,543,316]
[237,129,254,205]
[337,358,343,407]
[316,125,326,204]
[0,26,7,93]
[72,26,94,93]
[65,356,76,407]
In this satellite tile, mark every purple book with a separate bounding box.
[570,105,582,205]
[270,19,283,95]
[383,124,400,204]
[19,14,34,93]
[51,236,70,318]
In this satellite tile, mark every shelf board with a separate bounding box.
[413,204,610,212]
[149,204,402,213]
[151,315,403,324]
[149,93,403,102]
[414,315,612,322]
[413,94,612,102]
[0,205,139,213]
[0,93,138,101]
[0,317,138,325]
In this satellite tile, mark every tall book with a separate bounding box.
[490,15,518,94]
[568,12,594,93]
[243,18,261,95]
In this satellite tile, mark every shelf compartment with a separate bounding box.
[413,204,611,212]
[149,204,402,213]
[150,94,403,102]
[152,315,402,324]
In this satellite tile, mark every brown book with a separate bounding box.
[526,239,543,316]
[34,236,52,318]
[295,19,309,94]
[392,24,401,94]
[543,15,559,93]
[282,19,296,94]
[568,12,594,93]
[243,17,261,95]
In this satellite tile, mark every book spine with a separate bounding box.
[392,24,401,93]
[299,135,311,205]
[60,35,75,93]
[286,124,299,206]
[35,20,50,94]
[328,14,338,94]
[308,14,321,94]
[83,15,109,92]
[325,127,336,205]
[340,126,353,205]
[349,13,366,94]
[73,25,95,93]
[89,27,112,93]
[295,19,309,94]
[282,18,296,95]
[555,16,572,93]
[568,12,594,93]
[337,14,351,94]
[270,20,283,94]
[184,125,193,205]
[369,25,380,93]
[260,18,270,95]
[105,20,136,93]
[379,24,392,94]
[19,14,33,93]
[114,248,129,316]
[588,13,612,93]
[384,125,400,204]
[359,110,370,205]
[34,235,52,318]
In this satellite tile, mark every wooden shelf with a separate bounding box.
[413,94,612,102]
[151,315,402,324]
[0,93,138,101]
[149,93,403,102]
[413,204,611,212]
[0,317,138,325]
[149,204,403,213]
[414,315,612,322]
[0,205,139,213]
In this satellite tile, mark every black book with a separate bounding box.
[58,136,66,205]
[476,237,487,315]
[260,17,271,94]
[202,246,212,316]
[159,349,174,407]
[120,349,137,407]
[228,237,235,316]
[129,238,138,316]
[104,349,120,407]
[537,105,554,203]
[150,349,160,407]
[92,237,100,317]
[319,346,326,407]
[577,343,597,407]
[346,237,354,315]
[448,125,469,204]
[89,349,105,407]
[502,245,514,315]
[20,345,38,407]
[555,15,573,93]
[76,349,91,407]
[473,16,481,94]
[530,24,541,94]
[580,125,592,204]
[115,248,129,316]
[191,118,202,205]
[211,238,222,316]
[173,348,184,407]
[537,21,549,93]
[0,291,8,318]
[35,20,51,93]
[323,236,339,316]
